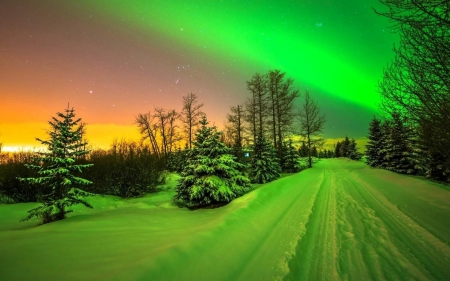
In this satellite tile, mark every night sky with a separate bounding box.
[0,0,398,151]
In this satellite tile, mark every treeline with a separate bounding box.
[0,141,167,204]
[224,70,325,173]
[0,70,325,210]
[371,1,450,182]
[365,113,448,181]
[335,137,362,160]
[297,141,334,159]
[130,69,326,185]
[296,137,362,160]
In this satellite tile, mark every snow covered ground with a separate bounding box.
[1,158,449,280]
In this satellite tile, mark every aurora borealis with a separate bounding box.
[0,0,398,151]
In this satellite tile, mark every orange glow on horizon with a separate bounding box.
[1,122,368,153]
[0,122,142,151]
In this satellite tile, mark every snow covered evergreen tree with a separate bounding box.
[384,112,418,174]
[347,139,362,160]
[378,120,392,169]
[366,117,383,167]
[174,116,252,208]
[249,134,281,183]
[19,105,93,224]
[282,139,302,173]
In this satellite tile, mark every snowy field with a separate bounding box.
[1,158,449,280]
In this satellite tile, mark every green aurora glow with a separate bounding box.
[79,0,398,111]
[0,0,400,147]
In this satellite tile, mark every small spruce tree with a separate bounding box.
[282,139,302,173]
[249,134,281,183]
[174,116,252,208]
[19,105,93,224]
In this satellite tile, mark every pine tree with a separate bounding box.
[298,141,309,157]
[366,117,383,167]
[335,142,342,157]
[327,150,334,158]
[379,120,392,169]
[174,116,252,208]
[339,136,350,157]
[347,139,362,160]
[385,112,418,174]
[282,139,302,173]
[249,134,281,183]
[19,105,93,224]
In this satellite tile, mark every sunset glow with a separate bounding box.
[1,1,398,149]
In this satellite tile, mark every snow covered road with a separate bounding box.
[286,159,450,281]
[1,158,450,280]
[142,158,450,281]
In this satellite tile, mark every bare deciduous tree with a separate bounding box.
[245,73,268,144]
[153,108,170,158]
[180,93,204,149]
[375,0,450,179]
[153,108,181,158]
[166,109,181,154]
[225,105,245,147]
[267,70,299,156]
[298,91,326,168]
[135,112,160,157]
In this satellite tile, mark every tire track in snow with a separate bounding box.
[335,173,378,281]
[336,173,429,280]
[135,159,450,280]
[285,159,450,281]
[136,171,323,281]
[230,172,322,281]
[345,171,450,280]
[284,166,339,281]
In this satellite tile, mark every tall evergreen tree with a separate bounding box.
[282,139,302,173]
[339,136,350,158]
[385,112,417,174]
[249,134,281,184]
[334,142,342,157]
[174,116,251,208]
[378,120,392,169]
[366,117,384,167]
[19,105,93,224]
